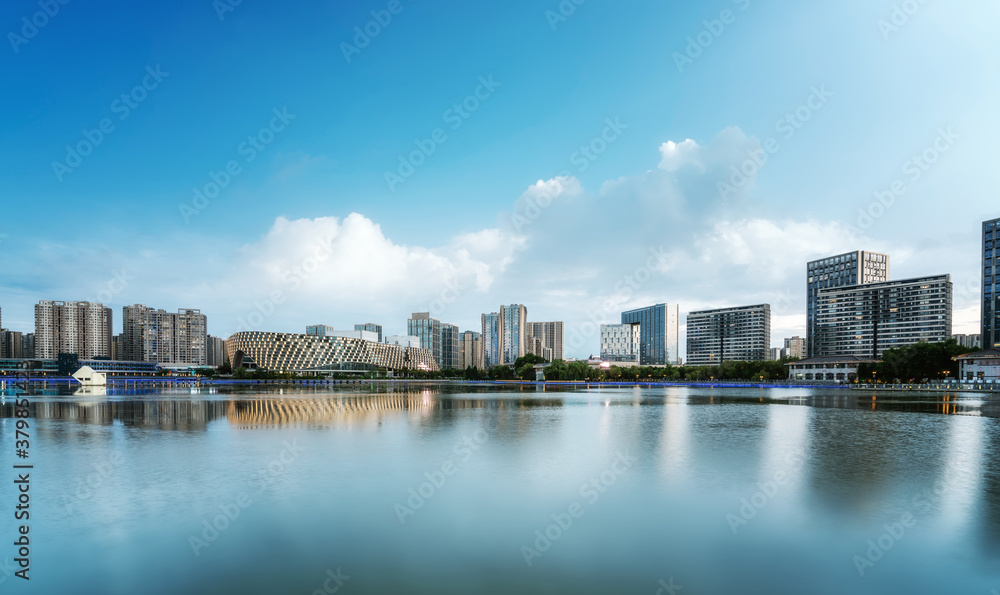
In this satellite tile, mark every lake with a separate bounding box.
[2,383,1000,594]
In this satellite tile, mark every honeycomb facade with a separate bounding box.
[226,332,439,373]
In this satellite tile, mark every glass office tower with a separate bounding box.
[620,303,679,365]
[984,219,999,349]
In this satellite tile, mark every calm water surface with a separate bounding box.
[2,383,1000,594]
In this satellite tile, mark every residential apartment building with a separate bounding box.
[785,336,807,359]
[813,275,952,359]
[1,329,23,359]
[500,304,528,364]
[620,304,679,365]
[123,305,207,365]
[686,304,771,366]
[482,312,501,367]
[35,301,113,359]
[459,330,484,369]
[984,218,999,349]
[952,334,981,350]
[207,335,229,367]
[527,321,564,361]
[807,251,889,357]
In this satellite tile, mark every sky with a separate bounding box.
[1,0,997,358]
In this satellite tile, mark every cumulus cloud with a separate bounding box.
[221,213,521,334]
[657,139,702,172]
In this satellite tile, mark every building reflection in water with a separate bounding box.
[658,389,693,482]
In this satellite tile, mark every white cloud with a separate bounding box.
[657,138,702,172]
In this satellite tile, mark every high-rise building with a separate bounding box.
[122,305,207,365]
[408,312,443,365]
[784,336,807,359]
[983,218,999,349]
[207,335,229,367]
[768,347,783,361]
[1,329,23,359]
[500,304,528,364]
[620,304,680,365]
[459,330,484,369]
[440,323,459,370]
[600,323,640,362]
[21,334,35,359]
[112,333,124,360]
[482,312,501,367]
[813,275,952,359]
[952,334,981,350]
[527,321,564,361]
[35,301,113,359]
[354,323,383,343]
[807,251,889,357]
[686,304,771,366]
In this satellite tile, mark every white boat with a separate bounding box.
[72,366,107,387]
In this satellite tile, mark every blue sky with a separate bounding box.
[1,0,997,356]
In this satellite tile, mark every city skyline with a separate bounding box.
[0,1,995,358]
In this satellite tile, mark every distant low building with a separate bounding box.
[386,335,421,349]
[354,323,383,343]
[952,334,982,350]
[786,356,879,383]
[954,349,1000,382]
